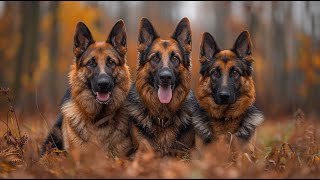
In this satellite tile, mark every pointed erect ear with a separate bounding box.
[200,32,221,62]
[199,32,220,76]
[106,20,127,55]
[137,18,159,51]
[232,31,252,58]
[171,17,192,53]
[73,22,95,58]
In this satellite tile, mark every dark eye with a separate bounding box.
[107,57,115,68]
[211,69,220,78]
[230,69,239,78]
[151,56,160,63]
[87,57,97,67]
[171,55,179,64]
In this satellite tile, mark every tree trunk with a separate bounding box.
[48,1,59,107]
[118,1,128,22]
[12,2,30,102]
[24,1,40,113]
[0,2,15,86]
[12,1,40,112]
[309,4,319,115]
[271,1,288,115]
[213,1,231,48]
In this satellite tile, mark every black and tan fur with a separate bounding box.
[195,31,264,145]
[41,20,135,159]
[124,18,199,157]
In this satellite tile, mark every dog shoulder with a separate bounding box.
[245,106,264,127]
[60,87,72,106]
[126,83,140,103]
[236,106,264,141]
[40,113,64,157]
[182,90,214,144]
[125,83,147,117]
[40,88,73,156]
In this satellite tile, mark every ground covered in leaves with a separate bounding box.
[0,88,319,178]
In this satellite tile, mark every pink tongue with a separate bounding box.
[96,92,110,102]
[158,85,172,104]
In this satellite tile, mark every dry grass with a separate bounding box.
[0,87,320,178]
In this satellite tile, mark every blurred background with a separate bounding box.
[0,1,319,119]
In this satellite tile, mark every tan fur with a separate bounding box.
[61,43,133,159]
[128,18,195,157]
[197,50,256,137]
[135,63,191,117]
[197,75,255,120]
[131,57,194,157]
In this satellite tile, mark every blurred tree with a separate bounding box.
[48,1,59,106]
[0,2,20,109]
[242,2,267,112]
[305,1,320,113]
[213,1,231,48]
[0,1,319,117]
[282,2,305,113]
[13,2,40,111]
[85,1,103,30]
[0,2,18,86]
[118,1,128,21]
[244,2,258,38]
[271,1,288,114]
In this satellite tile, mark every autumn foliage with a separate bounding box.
[0,1,320,178]
[0,87,319,178]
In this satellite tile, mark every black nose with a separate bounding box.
[97,76,111,90]
[219,90,230,102]
[159,70,172,82]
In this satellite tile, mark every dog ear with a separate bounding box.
[232,31,253,76]
[199,32,221,76]
[171,17,192,53]
[106,19,127,56]
[232,31,252,59]
[137,18,159,66]
[137,18,159,51]
[171,17,192,67]
[73,22,95,58]
[200,32,220,61]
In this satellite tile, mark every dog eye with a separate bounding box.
[230,70,239,77]
[211,69,220,78]
[171,56,179,63]
[151,56,160,63]
[87,57,97,67]
[107,58,115,68]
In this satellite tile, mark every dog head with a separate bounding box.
[136,17,192,107]
[71,20,129,105]
[197,31,255,119]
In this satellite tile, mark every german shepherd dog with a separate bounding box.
[41,20,135,159]
[195,31,264,145]
[125,17,199,157]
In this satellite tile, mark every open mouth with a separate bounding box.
[157,85,174,104]
[92,91,112,105]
